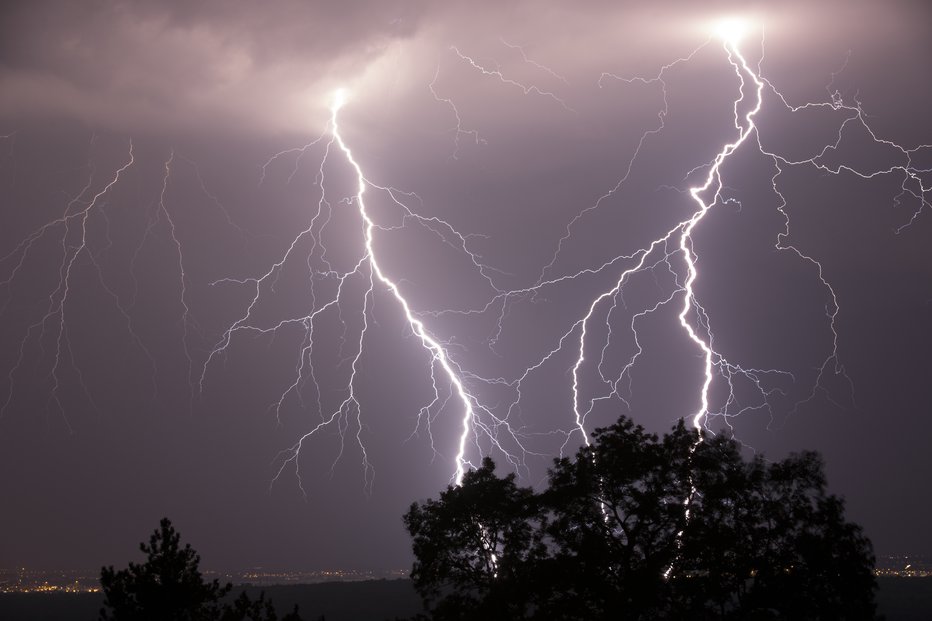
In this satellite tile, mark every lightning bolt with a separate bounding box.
[1,141,138,423]
[408,17,928,488]
[4,17,927,504]
[678,32,766,431]
[228,28,773,498]
[496,23,882,460]
[449,45,575,113]
[243,21,928,494]
[205,90,532,493]
[330,92,480,485]
[155,152,195,407]
[429,65,486,160]
[0,137,239,426]
[429,32,779,459]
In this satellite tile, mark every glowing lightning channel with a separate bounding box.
[679,34,765,431]
[449,45,575,113]
[155,151,195,407]
[547,25,857,452]
[217,21,928,497]
[1,137,238,426]
[407,30,785,468]
[208,89,518,494]
[1,142,138,422]
[5,13,925,514]
[328,90,479,486]
[513,32,769,453]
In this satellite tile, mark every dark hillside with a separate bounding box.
[2,577,931,620]
[0,579,421,621]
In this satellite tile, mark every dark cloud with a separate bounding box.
[4,0,904,134]
[0,0,428,132]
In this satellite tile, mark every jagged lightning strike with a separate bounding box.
[676,23,766,432]
[0,139,239,425]
[203,19,932,494]
[423,19,926,474]
[208,42,613,494]
[0,143,137,424]
[282,89,481,488]
[3,18,929,499]
[429,25,784,457]
[203,90,531,491]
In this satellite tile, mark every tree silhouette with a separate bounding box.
[219,591,305,621]
[540,418,696,618]
[403,457,547,620]
[403,416,879,620]
[100,518,305,621]
[100,517,231,621]
[678,443,877,620]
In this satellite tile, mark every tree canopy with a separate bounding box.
[100,518,303,621]
[403,417,878,620]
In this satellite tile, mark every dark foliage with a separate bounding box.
[403,416,878,620]
[219,591,306,621]
[403,457,548,620]
[100,518,305,621]
[100,517,231,621]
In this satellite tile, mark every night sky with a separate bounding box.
[1,0,931,573]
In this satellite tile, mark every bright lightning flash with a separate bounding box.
[329,89,478,486]
[714,17,751,44]
[204,87,534,493]
[0,139,243,427]
[5,18,928,503]
[214,22,930,495]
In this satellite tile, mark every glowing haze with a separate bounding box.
[1,0,930,573]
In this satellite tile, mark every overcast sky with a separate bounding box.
[1,0,931,572]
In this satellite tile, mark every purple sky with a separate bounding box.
[1,0,931,572]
